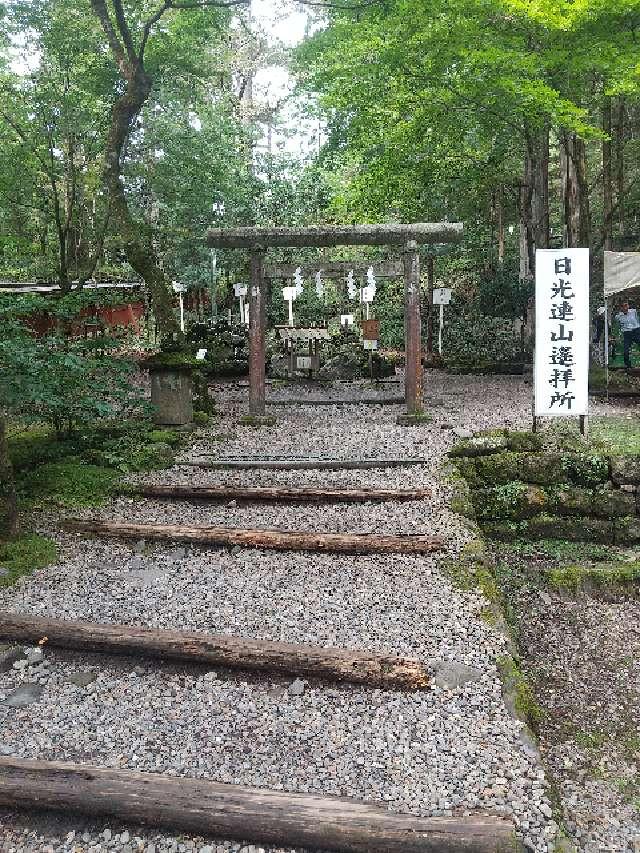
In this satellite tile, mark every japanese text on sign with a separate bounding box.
[534,249,589,417]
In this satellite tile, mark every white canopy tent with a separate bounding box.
[604,251,640,296]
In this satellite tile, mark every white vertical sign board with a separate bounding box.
[535,249,589,417]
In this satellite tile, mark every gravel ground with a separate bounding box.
[509,577,640,853]
[0,371,635,852]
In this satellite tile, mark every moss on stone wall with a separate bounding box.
[545,561,640,593]
[472,483,635,523]
[485,515,615,544]
[450,430,639,545]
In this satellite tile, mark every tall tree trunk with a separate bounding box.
[615,97,626,243]
[57,226,71,293]
[103,72,177,333]
[519,127,549,279]
[89,0,177,334]
[560,131,591,248]
[497,186,505,266]
[603,97,614,251]
[0,415,17,539]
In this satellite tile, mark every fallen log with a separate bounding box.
[0,758,521,853]
[265,397,406,406]
[189,457,427,471]
[0,612,429,689]
[131,485,432,504]
[63,520,444,555]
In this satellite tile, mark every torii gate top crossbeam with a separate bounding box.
[206,222,463,249]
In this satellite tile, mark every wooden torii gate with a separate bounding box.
[206,224,464,416]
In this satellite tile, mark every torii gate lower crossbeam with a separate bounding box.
[206,223,464,416]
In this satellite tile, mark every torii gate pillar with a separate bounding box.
[248,250,266,416]
[205,223,463,418]
[403,241,422,415]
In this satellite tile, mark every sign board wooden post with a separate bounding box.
[362,318,380,380]
[248,253,266,416]
[172,281,187,332]
[432,287,451,356]
[404,242,422,414]
[234,282,248,325]
[534,249,589,433]
[361,319,380,341]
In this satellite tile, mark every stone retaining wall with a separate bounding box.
[450,431,640,544]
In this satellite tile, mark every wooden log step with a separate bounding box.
[265,397,406,406]
[131,485,432,504]
[0,612,430,689]
[235,378,404,386]
[63,520,444,555]
[189,457,427,471]
[0,758,521,853]
[218,398,405,406]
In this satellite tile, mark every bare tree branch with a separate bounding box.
[139,1,172,60]
[294,0,377,8]
[139,0,250,61]
[111,0,140,66]
[90,0,129,77]
[171,0,250,8]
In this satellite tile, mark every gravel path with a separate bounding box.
[1,371,633,853]
[509,578,640,853]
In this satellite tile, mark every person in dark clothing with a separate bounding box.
[614,301,640,368]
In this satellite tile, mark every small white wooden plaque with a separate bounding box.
[340,314,354,326]
[296,356,312,369]
[282,286,297,301]
[234,283,247,297]
[363,339,378,350]
[433,287,452,305]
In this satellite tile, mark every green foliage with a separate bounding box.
[8,419,184,509]
[318,329,397,380]
[148,429,183,447]
[144,351,200,371]
[472,481,532,521]
[497,538,618,563]
[442,311,526,372]
[18,461,119,509]
[0,534,58,588]
[561,453,610,488]
[546,561,640,592]
[0,289,143,319]
[497,655,546,730]
[239,415,277,428]
[590,416,640,456]
[0,328,146,436]
[188,318,249,377]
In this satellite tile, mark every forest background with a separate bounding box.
[0,0,638,336]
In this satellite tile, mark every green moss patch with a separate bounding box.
[143,352,200,371]
[474,483,634,523]
[18,461,120,509]
[0,534,57,587]
[8,419,188,512]
[497,538,620,564]
[497,655,546,731]
[238,415,277,428]
[545,561,640,593]
[485,514,615,544]
[450,429,543,458]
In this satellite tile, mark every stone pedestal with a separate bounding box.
[149,368,193,426]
